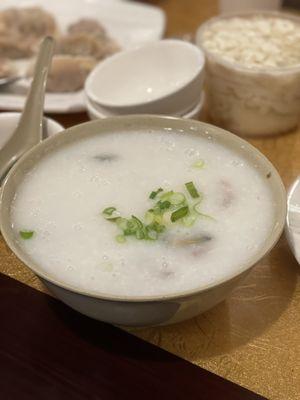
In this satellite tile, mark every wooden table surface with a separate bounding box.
[1,1,300,399]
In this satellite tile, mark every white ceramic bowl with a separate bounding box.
[86,93,205,121]
[85,39,205,116]
[0,116,286,327]
[0,112,64,151]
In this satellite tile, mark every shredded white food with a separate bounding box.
[202,16,300,68]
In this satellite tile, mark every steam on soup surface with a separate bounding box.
[11,129,276,297]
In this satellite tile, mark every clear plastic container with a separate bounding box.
[219,0,282,14]
[196,11,300,136]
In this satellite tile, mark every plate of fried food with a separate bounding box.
[0,0,165,113]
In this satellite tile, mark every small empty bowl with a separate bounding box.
[0,112,64,152]
[85,39,205,116]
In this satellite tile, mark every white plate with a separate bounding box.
[0,0,165,113]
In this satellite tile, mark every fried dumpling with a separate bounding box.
[0,7,58,58]
[0,36,33,59]
[55,33,118,60]
[68,18,106,38]
[45,55,96,92]
[0,58,15,78]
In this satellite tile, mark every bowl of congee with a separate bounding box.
[0,116,286,326]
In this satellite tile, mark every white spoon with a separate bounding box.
[0,36,54,184]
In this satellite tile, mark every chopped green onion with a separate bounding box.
[193,202,214,220]
[116,234,126,243]
[146,229,158,240]
[193,201,202,215]
[158,200,171,210]
[153,214,163,224]
[19,230,34,239]
[102,207,120,220]
[192,159,205,169]
[185,181,200,199]
[196,212,215,220]
[145,211,155,224]
[135,229,145,240]
[169,192,185,205]
[159,191,174,201]
[131,215,144,230]
[116,217,128,230]
[102,207,116,216]
[103,181,213,244]
[171,206,189,222]
[149,188,163,199]
[147,221,165,233]
[182,214,197,227]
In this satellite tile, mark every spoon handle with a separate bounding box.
[15,36,54,146]
[0,37,54,183]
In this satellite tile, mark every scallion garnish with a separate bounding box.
[149,188,163,199]
[19,230,34,239]
[145,211,155,224]
[171,206,189,222]
[158,200,171,210]
[103,207,116,215]
[182,214,197,227]
[116,234,126,243]
[102,181,213,243]
[146,229,158,240]
[147,221,165,233]
[102,207,120,220]
[169,192,185,205]
[193,202,214,220]
[132,215,144,230]
[159,191,174,201]
[185,181,200,199]
[116,218,128,230]
[192,159,205,169]
[135,229,145,240]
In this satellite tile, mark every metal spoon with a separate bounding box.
[0,36,54,184]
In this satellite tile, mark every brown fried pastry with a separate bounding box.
[55,33,119,60]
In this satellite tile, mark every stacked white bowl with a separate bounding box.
[85,39,205,120]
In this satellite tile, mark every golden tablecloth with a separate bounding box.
[1,1,300,399]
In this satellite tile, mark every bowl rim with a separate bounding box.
[0,115,287,303]
[85,92,205,119]
[196,10,300,74]
[85,39,205,110]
